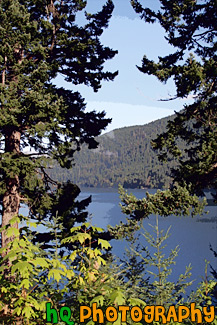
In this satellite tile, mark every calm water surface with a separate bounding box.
[79,188,217,293]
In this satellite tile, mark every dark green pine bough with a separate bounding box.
[0,0,118,250]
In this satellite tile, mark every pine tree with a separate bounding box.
[0,0,118,249]
[131,0,217,197]
[124,216,193,307]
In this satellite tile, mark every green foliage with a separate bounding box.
[0,217,51,323]
[107,185,206,241]
[119,185,206,217]
[0,217,116,324]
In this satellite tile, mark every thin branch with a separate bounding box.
[22,152,48,157]
[194,28,215,38]
[40,166,58,186]
[19,196,29,201]
[2,56,7,85]
[49,0,60,53]
[158,96,178,102]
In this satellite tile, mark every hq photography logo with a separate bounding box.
[46,302,215,324]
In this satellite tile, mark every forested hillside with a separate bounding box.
[49,114,182,189]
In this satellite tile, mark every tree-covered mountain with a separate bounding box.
[49,114,185,189]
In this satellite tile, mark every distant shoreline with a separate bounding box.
[79,187,216,206]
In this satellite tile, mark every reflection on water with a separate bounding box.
[79,188,217,293]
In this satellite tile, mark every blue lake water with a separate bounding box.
[79,188,217,294]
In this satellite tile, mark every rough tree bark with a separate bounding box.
[1,45,23,251]
[1,130,20,252]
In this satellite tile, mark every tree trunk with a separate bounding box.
[1,130,21,251]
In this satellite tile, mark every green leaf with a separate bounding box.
[98,239,111,250]
[48,269,65,282]
[128,298,146,306]
[91,295,105,307]
[20,279,31,289]
[6,227,20,238]
[109,289,126,305]
[32,257,49,268]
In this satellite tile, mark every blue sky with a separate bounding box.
[56,1,192,133]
